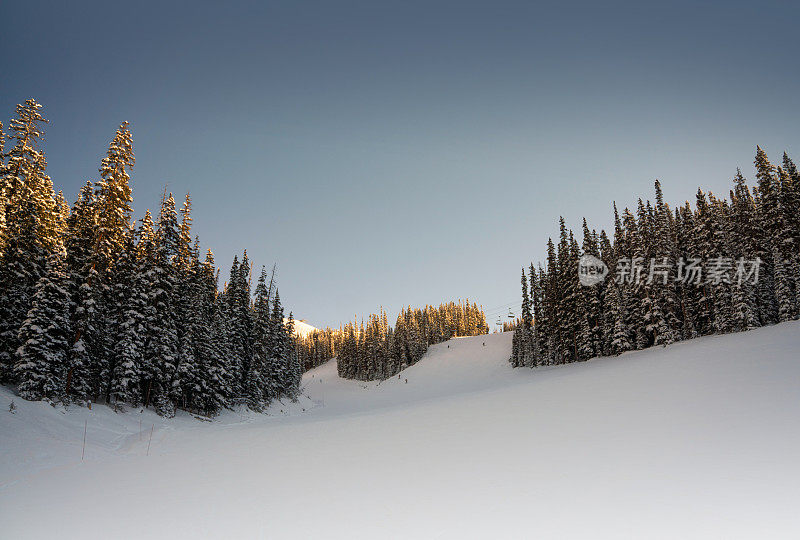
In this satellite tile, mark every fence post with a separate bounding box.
[146,424,154,456]
[81,420,87,461]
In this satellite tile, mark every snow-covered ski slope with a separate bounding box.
[288,318,318,338]
[2,322,800,539]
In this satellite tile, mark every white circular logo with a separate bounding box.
[578,254,608,286]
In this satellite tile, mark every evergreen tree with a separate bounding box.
[285,312,302,400]
[728,170,761,331]
[94,122,134,273]
[520,268,531,329]
[224,251,253,400]
[0,100,56,382]
[109,228,146,406]
[14,255,71,402]
[247,266,272,409]
[0,121,7,258]
[269,290,290,395]
[754,147,793,321]
[145,193,180,416]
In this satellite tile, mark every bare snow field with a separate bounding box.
[2,323,800,539]
[288,318,318,338]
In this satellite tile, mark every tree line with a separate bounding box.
[0,99,301,417]
[511,147,800,367]
[295,301,488,381]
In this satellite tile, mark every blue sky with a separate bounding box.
[1,0,798,328]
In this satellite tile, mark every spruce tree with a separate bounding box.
[269,290,290,396]
[285,312,302,399]
[109,228,146,406]
[520,267,531,329]
[14,254,71,402]
[728,170,761,331]
[0,120,7,258]
[0,100,57,382]
[145,193,180,416]
[94,122,134,273]
[754,146,792,321]
[247,266,272,409]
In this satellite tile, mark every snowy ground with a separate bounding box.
[288,318,318,338]
[2,323,800,538]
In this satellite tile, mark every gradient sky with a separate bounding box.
[1,0,798,328]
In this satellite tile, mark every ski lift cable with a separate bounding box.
[481,300,520,312]
[483,302,517,317]
[484,306,520,318]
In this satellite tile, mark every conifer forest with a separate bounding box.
[0,100,302,416]
[510,149,800,368]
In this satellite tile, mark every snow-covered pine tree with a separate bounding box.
[0,101,57,383]
[650,180,680,345]
[94,122,134,273]
[187,250,229,414]
[609,204,632,354]
[52,190,70,249]
[246,265,272,410]
[14,254,71,402]
[529,263,543,364]
[269,290,291,396]
[706,194,735,334]
[553,219,572,363]
[0,121,7,259]
[581,218,604,356]
[520,267,531,329]
[77,123,137,402]
[754,147,792,322]
[62,181,98,402]
[633,199,656,349]
[204,268,233,413]
[285,312,302,400]
[569,231,593,362]
[675,203,700,339]
[173,246,205,412]
[108,227,146,406]
[510,267,533,367]
[727,170,761,332]
[222,252,253,400]
[541,240,558,365]
[692,190,716,336]
[337,322,357,379]
[146,193,181,416]
[619,207,643,350]
[597,229,615,355]
[173,198,203,410]
[776,165,798,319]
[772,243,794,322]
[781,153,800,313]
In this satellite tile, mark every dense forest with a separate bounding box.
[0,100,301,417]
[511,148,800,367]
[297,301,488,380]
[295,327,338,372]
